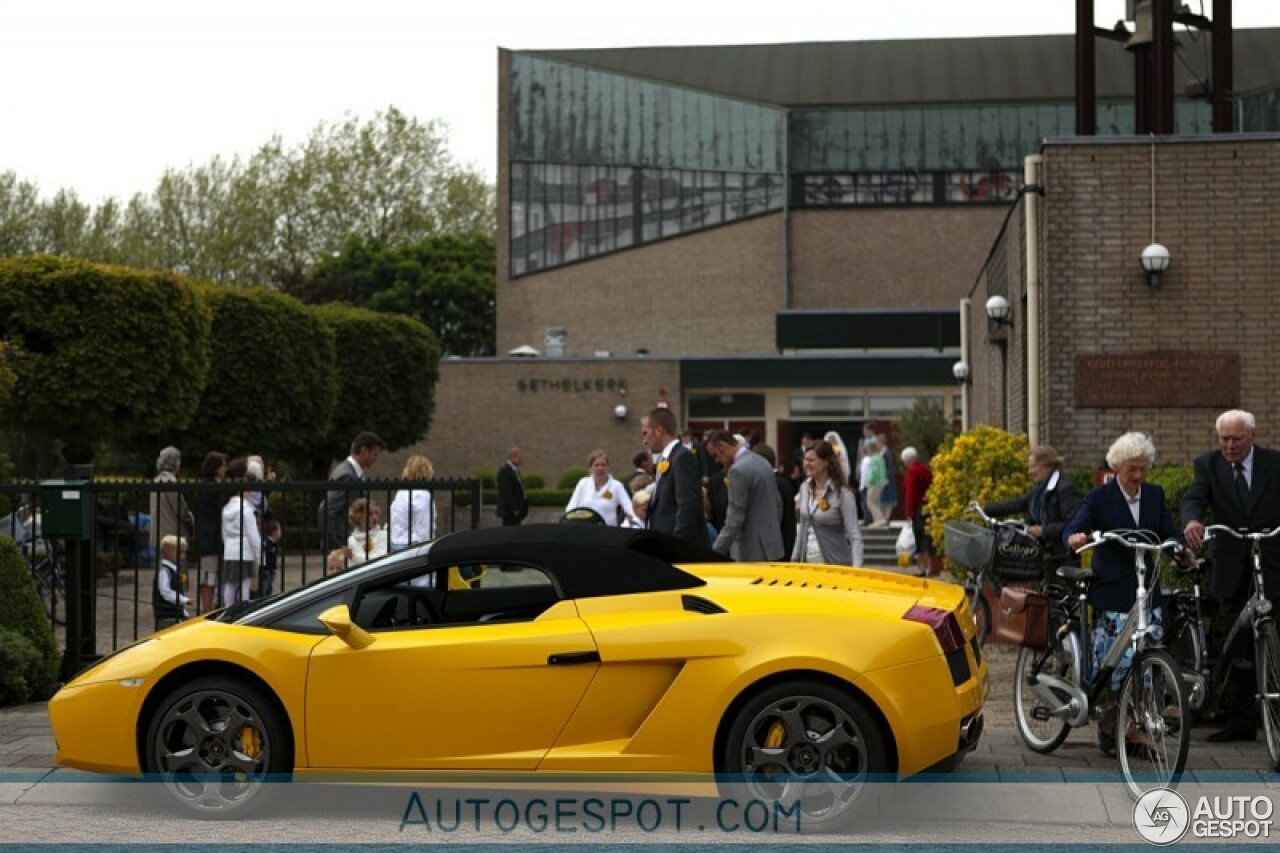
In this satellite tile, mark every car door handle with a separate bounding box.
[547,651,601,666]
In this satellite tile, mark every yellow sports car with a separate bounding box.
[49,525,986,828]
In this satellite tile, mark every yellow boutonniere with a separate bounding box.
[657,460,670,474]
[723,476,729,487]
[832,445,842,456]
[602,490,612,500]
[818,498,830,511]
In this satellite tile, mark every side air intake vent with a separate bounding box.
[682,595,726,615]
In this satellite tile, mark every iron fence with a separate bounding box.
[0,478,481,667]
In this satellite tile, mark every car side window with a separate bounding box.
[351,562,559,631]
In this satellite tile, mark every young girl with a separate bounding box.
[221,468,260,606]
[347,498,388,565]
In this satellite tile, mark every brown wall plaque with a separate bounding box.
[1074,352,1240,408]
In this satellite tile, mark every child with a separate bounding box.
[346,498,388,565]
[258,518,281,598]
[153,535,191,631]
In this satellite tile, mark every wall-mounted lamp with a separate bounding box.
[1140,242,1171,288]
[985,295,1013,334]
[613,403,629,420]
[952,361,971,383]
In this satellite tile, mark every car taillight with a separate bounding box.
[903,605,965,654]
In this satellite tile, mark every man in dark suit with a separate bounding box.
[322,431,384,551]
[1182,409,1280,741]
[1065,431,1186,757]
[641,407,707,544]
[707,431,784,561]
[496,447,529,526]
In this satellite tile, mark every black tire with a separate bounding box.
[144,675,292,818]
[1013,629,1081,753]
[1117,649,1191,801]
[1255,620,1280,773]
[1165,611,1206,712]
[721,679,890,833]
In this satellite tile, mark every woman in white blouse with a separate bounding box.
[566,449,635,526]
[390,455,437,550]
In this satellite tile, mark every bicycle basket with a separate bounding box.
[992,525,1045,581]
[944,520,995,568]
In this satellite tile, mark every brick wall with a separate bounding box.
[382,358,681,484]
[969,136,1280,472]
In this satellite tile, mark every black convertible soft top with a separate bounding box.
[426,524,730,600]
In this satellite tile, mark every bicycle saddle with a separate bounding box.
[1056,565,1094,583]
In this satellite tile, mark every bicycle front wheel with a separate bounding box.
[1117,649,1191,800]
[1166,609,1206,712]
[1013,629,1082,753]
[1256,620,1280,773]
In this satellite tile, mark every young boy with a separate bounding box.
[153,535,191,631]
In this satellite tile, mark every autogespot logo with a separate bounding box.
[1133,788,1191,846]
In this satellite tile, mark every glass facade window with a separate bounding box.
[511,163,784,277]
[797,169,1020,207]
[790,395,865,417]
[867,394,944,417]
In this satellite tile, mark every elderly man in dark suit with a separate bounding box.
[1182,409,1280,742]
[1065,431,1187,757]
[706,431,784,561]
[640,407,706,545]
[496,447,529,526]
[322,431,384,551]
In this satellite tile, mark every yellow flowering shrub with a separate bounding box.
[925,425,1033,578]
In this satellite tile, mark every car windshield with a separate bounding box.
[221,543,434,623]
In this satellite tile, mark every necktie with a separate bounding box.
[1234,462,1250,506]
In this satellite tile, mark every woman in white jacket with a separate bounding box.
[565,449,635,526]
[390,455,437,550]
[221,469,261,607]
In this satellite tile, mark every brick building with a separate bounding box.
[400,26,1280,484]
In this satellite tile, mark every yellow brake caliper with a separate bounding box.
[765,719,787,749]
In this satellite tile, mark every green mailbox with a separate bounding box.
[40,479,92,539]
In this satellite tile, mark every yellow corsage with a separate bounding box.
[657,460,670,474]
[818,498,830,511]
[723,476,729,487]
[832,445,842,456]
[602,490,612,500]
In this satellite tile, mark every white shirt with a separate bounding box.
[221,494,261,564]
[348,526,388,564]
[390,489,436,547]
[566,475,635,526]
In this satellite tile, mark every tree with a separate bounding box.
[293,234,495,356]
[924,426,1032,578]
[0,171,42,257]
[897,397,953,459]
[184,287,337,468]
[0,256,211,463]
[310,304,440,472]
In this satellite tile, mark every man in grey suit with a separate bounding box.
[707,430,784,561]
[322,431,385,551]
[1183,409,1280,741]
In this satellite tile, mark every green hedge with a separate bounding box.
[557,467,588,490]
[0,537,60,704]
[457,488,572,509]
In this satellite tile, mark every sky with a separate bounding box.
[4,1,1280,205]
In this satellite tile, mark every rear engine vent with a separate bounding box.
[682,595,726,615]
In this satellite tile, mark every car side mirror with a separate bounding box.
[318,604,376,650]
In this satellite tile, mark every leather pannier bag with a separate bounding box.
[994,586,1049,649]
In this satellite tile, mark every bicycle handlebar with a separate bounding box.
[1204,524,1280,543]
[965,500,1029,532]
[1074,528,1185,557]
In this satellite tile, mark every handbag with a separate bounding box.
[993,586,1049,649]
[992,524,1045,581]
[895,524,916,556]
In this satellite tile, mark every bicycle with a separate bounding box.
[1012,528,1191,800]
[29,539,67,626]
[1170,525,1280,771]
[944,501,1045,645]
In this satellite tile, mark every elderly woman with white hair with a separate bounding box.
[1063,431,1188,757]
[149,446,189,562]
